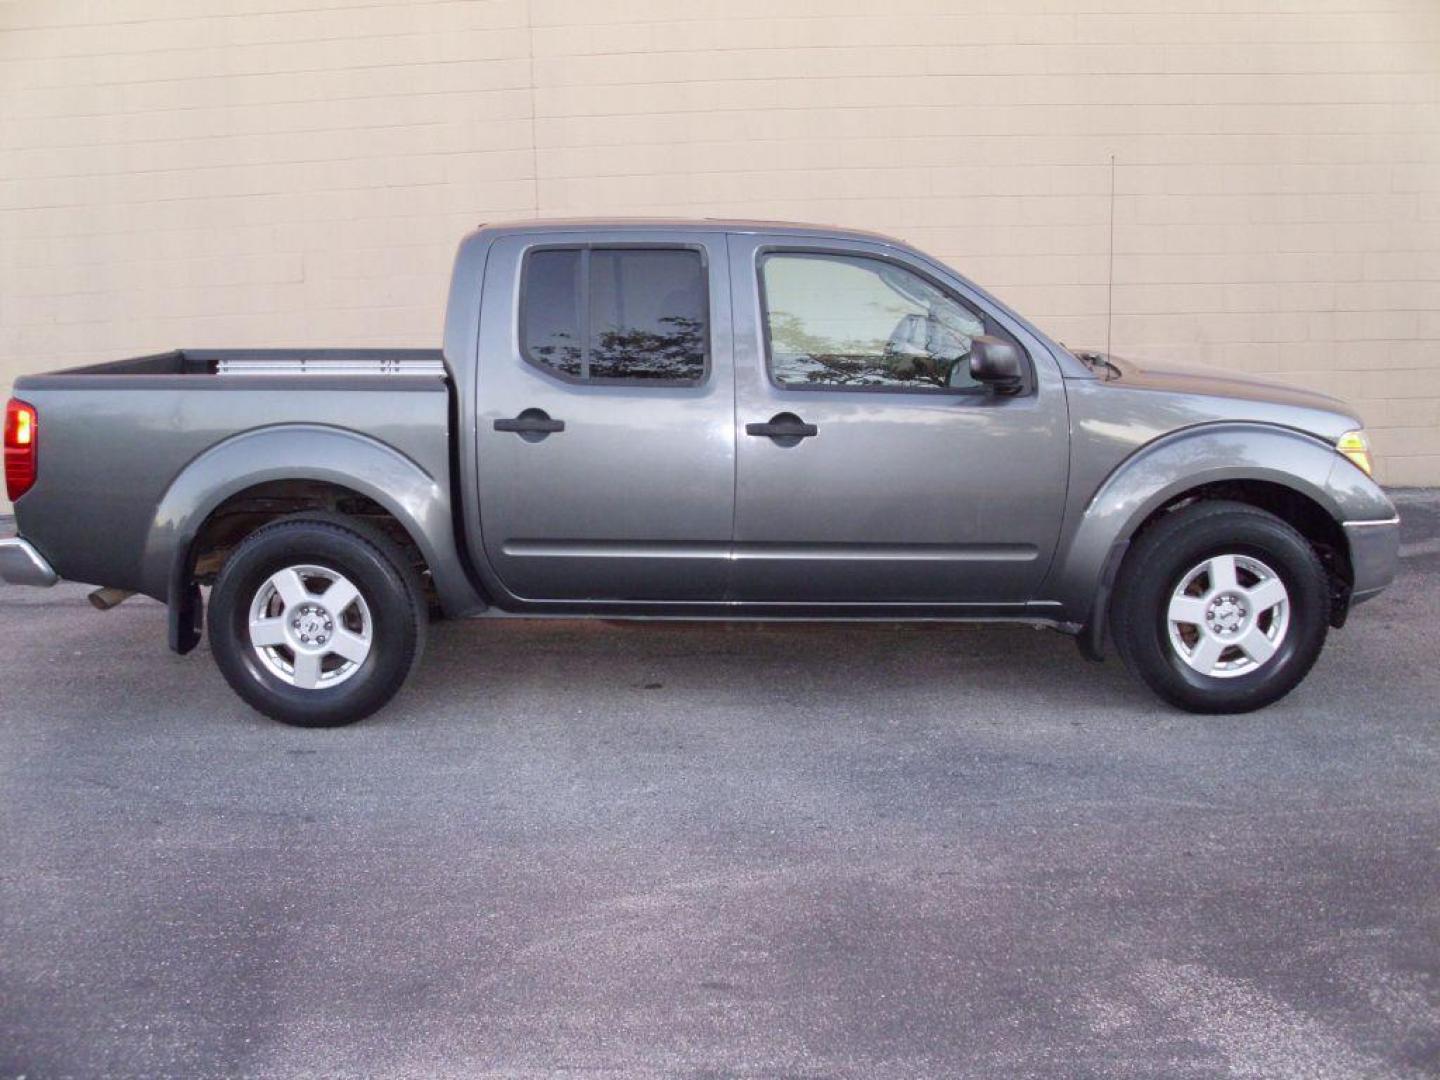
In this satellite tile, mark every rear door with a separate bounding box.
[475,230,734,602]
[727,233,1069,605]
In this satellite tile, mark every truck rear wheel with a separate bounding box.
[1110,500,1330,714]
[208,516,426,727]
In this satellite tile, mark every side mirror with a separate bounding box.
[968,335,1024,394]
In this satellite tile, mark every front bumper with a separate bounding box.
[0,536,59,587]
[1344,515,1401,605]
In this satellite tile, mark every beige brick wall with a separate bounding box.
[2,0,1438,512]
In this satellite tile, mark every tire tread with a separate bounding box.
[1110,499,1330,714]
[208,514,426,726]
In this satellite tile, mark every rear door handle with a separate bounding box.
[495,408,564,440]
[746,412,818,440]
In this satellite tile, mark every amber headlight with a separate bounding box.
[1336,430,1373,477]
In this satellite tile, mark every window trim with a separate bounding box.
[756,247,1034,397]
[518,242,712,388]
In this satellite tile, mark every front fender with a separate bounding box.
[1045,422,1362,625]
[142,424,484,617]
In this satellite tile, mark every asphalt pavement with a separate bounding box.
[1,493,1438,1078]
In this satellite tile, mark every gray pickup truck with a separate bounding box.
[1,219,1400,726]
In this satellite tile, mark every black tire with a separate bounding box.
[208,515,426,727]
[1110,500,1330,714]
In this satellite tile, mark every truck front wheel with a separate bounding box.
[208,516,426,727]
[1110,500,1331,714]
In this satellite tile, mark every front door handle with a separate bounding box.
[495,408,565,441]
[746,412,818,442]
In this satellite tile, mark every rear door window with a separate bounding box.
[521,247,708,385]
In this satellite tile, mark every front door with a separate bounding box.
[728,235,1068,605]
[476,231,734,602]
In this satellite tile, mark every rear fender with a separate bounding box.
[143,425,484,649]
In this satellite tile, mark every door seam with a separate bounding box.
[723,232,741,603]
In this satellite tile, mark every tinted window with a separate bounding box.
[522,249,583,377]
[760,253,986,392]
[522,247,707,384]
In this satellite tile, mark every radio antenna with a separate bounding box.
[1106,153,1117,357]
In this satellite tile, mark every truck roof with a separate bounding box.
[475,217,904,245]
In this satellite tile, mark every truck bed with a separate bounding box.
[12,348,456,602]
[27,348,446,384]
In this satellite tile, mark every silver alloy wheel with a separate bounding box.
[247,564,373,690]
[1166,553,1290,679]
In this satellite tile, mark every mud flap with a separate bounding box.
[1076,538,1130,663]
[169,580,203,655]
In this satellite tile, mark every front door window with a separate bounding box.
[760,252,986,393]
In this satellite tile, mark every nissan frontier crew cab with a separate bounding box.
[0,219,1400,726]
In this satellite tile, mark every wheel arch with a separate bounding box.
[143,425,485,652]
[1050,422,1354,651]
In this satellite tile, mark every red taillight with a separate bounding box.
[4,398,37,501]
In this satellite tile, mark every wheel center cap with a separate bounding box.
[290,604,333,646]
[1207,593,1247,636]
